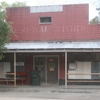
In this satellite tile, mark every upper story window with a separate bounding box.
[39,17,52,24]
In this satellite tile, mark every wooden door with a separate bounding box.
[47,57,58,84]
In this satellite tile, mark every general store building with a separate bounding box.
[1,4,100,88]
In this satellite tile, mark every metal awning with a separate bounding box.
[5,42,100,50]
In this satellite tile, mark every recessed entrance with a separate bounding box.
[34,56,59,84]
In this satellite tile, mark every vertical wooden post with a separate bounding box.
[14,52,16,87]
[46,57,47,84]
[65,52,67,88]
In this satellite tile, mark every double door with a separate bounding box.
[34,56,58,84]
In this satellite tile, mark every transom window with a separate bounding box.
[39,17,52,24]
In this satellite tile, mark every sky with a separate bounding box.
[0,0,99,20]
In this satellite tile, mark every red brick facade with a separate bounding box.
[6,4,99,42]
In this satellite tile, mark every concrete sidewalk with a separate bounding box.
[0,84,100,93]
[0,85,100,100]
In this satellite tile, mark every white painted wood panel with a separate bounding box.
[68,70,76,79]
[3,62,10,73]
[76,62,84,79]
[68,62,91,79]
[83,62,91,79]
[0,62,10,78]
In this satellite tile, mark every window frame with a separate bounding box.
[39,17,52,24]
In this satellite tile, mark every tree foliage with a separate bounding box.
[0,1,26,59]
[90,16,99,24]
[11,1,26,7]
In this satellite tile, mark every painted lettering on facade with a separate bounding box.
[13,25,86,34]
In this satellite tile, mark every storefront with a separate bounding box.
[0,42,100,88]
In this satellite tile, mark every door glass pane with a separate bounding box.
[35,57,46,83]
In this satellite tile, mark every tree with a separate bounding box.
[0,1,26,59]
[90,16,99,24]
[0,2,11,59]
[11,1,26,7]
[90,0,100,24]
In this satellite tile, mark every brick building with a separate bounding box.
[0,4,100,87]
